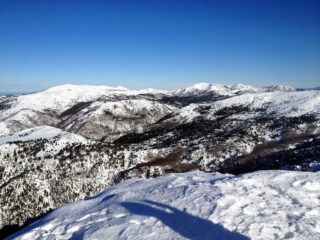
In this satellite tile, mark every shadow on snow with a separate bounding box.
[120,200,249,240]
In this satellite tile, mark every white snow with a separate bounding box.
[1,83,319,137]
[0,83,306,124]
[173,83,296,96]
[0,122,10,137]
[0,83,319,139]
[166,88,320,124]
[263,85,296,92]
[0,125,86,145]
[0,84,169,119]
[177,104,202,122]
[210,90,320,117]
[0,84,172,137]
[4,84,128,115]
[9,170,320,240]
[173,83,232,96]
[227,83,259,93]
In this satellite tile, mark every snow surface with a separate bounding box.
[0,126,87,145]
[9,170,320,240]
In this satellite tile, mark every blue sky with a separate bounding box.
[0,0,319,91]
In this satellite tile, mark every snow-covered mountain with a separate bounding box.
[0,83,314,138]
[173,83,235,96]
[0,83,319,236]
[8,170,320,240]
[0,84,171,138]
[173,82,296,96]
[263,84,296,92]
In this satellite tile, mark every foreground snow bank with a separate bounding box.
[9,171,320,240]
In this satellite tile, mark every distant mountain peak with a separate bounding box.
[173,83,230,96]
[263,85,296,92]
[173,82,299,96]
[44,84,129,93]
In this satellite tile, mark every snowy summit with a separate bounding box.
[9,170,320,240]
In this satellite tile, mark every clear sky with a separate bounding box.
[0,0,319,91]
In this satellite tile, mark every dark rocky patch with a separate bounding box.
[60,102,93,118]
[159,92,227,107]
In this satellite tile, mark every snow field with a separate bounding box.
[10,170,320,240]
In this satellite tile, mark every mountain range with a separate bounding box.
[0,82,319,238]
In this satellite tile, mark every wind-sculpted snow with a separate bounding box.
[8,170,320,240]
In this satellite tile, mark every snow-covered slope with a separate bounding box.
[9,84,170,114]
[0,126,87,145]
[0,84,170,119]
[9,170,320,240]
[209,90,320,117]
[3,84,128,115]
[59,99,176,140]
[164,90,320,126]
